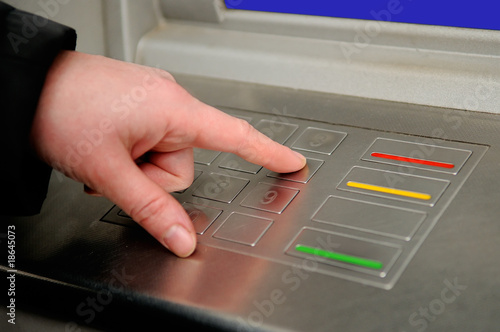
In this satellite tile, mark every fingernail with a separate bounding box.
[163,225,196,257]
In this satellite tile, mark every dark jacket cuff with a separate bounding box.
[0,2,77,215]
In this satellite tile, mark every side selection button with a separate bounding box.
[286,228,401,277]
[337,166,449,206]
[312,196,426,241]
[362,138,472,175]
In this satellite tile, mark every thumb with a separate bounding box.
[89,148,197,257]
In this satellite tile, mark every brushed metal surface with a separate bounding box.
[2,77,500,331]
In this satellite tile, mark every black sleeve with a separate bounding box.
[0,2,77,216]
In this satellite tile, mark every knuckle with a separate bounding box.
[180,171,194,188]
[153,68,176,82]
[235,119,259,156]
[169,172,194,193]
[129,195,169,228]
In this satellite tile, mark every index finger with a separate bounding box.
[184,102,306,173]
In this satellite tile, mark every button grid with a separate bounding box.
[101,108,487,289]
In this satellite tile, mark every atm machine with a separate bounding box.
[2,1,500,331]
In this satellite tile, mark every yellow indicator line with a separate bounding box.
[346,181,432,200]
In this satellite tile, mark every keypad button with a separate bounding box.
[255,119,298,144]
[337,166,449,207]
[193,148,220,165]
[182,202,222,235]
[218,154,262,174]
[267,158,324,183]
[240,183,299,214]
[286,228,402,277]
[361,138,472,175]
[292,127,347,155]
[312,196,426,241]
[213,213,273,246]
[192,172,249,203]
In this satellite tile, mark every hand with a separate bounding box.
[31,51,306,257]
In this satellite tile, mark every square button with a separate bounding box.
[292,127,347,155]
[255,119,298,144]
[182,202,222,235]
[213,213,273,246]
[240,183,299,214]
[192,173,249,203]
[218,154,262,174]
[267,158,324,183]
[193,148,220,165]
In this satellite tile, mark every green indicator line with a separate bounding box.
[295,245,384,270]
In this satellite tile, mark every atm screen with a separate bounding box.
[225,0,500,31]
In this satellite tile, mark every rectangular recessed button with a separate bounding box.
[286,228,401,277]
[337,166,449,206]
[267,158,323,183]
[193,148,221,165]
[255,119,298,144]
[291,127,347,155]
[182,202,222,235]
[213,213,273,246]
[361,138,472,175]
[312,196,426,241]
[192,173,249,203]
[240,183,299,214]
[218,154,262,174]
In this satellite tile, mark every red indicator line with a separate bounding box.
[371,152,455,169]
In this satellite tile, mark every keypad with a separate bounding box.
[101,108,487,289]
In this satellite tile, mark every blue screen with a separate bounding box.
[225,0,500,31]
